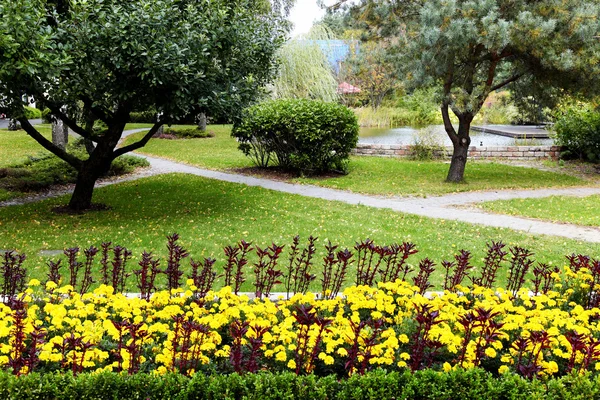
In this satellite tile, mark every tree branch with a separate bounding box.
[46,104,97,142]
[490,72,525,92]
[18,118,83,169]
[111,123,163,159]
[81,96,113,124]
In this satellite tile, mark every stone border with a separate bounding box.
[353,144,562,161]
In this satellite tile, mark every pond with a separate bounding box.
[359,125,555,147]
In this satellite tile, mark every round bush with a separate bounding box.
[23,106,42,120]
[232,99,359,175]
[554,102,600,162]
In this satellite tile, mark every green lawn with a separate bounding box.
[477,195,600,227]
[123,124,586,197]
[0,126,52,168]
[1,173,597,290]
[123,124,251,170]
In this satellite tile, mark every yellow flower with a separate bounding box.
[498,365,510,374]
[443,362,452,372]
[287,359,296,370]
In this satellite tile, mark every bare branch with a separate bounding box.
[46,104,97,142]
[111,123,163,159]
[18,118,83,169]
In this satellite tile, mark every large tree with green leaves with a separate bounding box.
[0,0,291,210]
[331,0,600,181]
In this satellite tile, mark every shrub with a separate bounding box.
[554,102,600,162]
[0,140,149,193]
[232,99,359,175]
[23,106,42,120]
[163,127,214,139]
[409,127,444,161]
[129,109,157,123]
[41,108,52,123]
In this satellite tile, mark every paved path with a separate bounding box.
[4,129,600,243]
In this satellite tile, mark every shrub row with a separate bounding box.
[1,369,599,400]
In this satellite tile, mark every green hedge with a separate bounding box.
[554,102,600,162]
[1,369,599,400]
[23,106,42,120]
[232,99,359,175]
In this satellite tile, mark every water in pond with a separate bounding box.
[359,125,554,146]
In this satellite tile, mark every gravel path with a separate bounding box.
[4,129,600,242]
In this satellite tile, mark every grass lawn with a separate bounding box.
[0,126,52,168]
[123,125,587,197]
[477,195,600,227]
[1,173,597,291]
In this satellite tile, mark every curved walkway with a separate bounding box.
[3,129,600,243]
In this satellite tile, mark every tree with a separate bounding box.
[0,0,291,210]
[332,0,600,181]
[271,25,339,102]
[341,40,399,109]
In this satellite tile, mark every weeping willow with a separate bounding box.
[271,25,339,102]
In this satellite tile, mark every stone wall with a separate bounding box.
[353,144,562,161]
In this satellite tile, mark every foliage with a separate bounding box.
[271,25,339,102]
[554,102,600,162]
[22,107,41,120]
[232,99,359,175]
[341,41,399,109]
[162,127,214,139]
[339,0,600,182]
[0,0,291,210]
[472,91,520,125]
[1,369,600,399]
[2,238,600,378]
[0,140,149,193]
[129,110,157,124]
[409,127,444,161]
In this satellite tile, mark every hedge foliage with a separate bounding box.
[232,99,359,175]
[554,102,600,162]
[0,369,599,400]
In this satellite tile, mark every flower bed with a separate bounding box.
[1,263,600,379]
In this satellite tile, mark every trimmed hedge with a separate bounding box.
[23,106,42,120]
[0,369,599,400]
[232,99,359,175]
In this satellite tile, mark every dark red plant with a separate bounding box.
[412,258,436,293]
[443,250,473,291]
[321,243,353,299]
[566,253,591,273]
[165,233,189,292]
[99,242,112,285]
[409,303,443,371]
[354,239,385,287]
[344,318,385,375]
[64,247,82,289]
[46,259,62,286]
[79,246,98,295]
[189,257,218,301]
[471,241,508,289]
[223,240,253,295]
[253,243,284,299]
[456,307,504,367]
[382,242,418,283]
[170,316,210,374]
[1,251,26,303]
[286,236,318,296]
[506,247,535,295]
[512,330,552,379]
[531,263,559,295]
[292,304,332,374]
[133,251,162,301]
[111,245,132,293]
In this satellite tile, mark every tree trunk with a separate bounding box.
[68,165,100,211]
[67,132,117,211]
[446,117,472,183]
[197,112,207,132]
[52,117,69,150]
